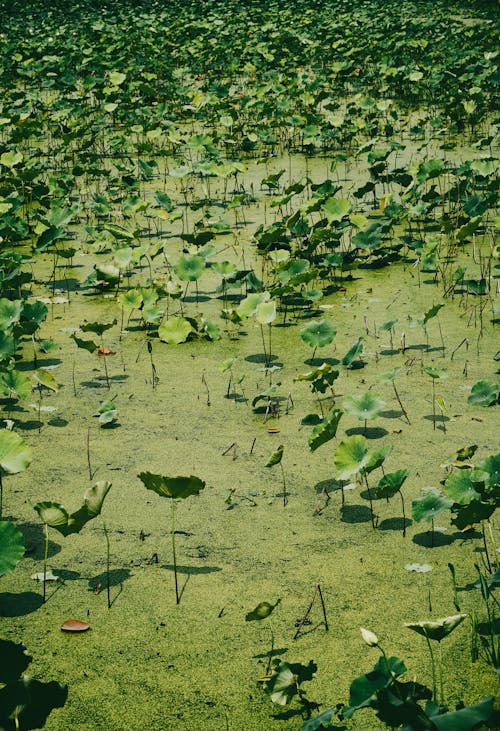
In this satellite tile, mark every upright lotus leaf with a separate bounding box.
[71,334,98,354]
[33,481,111,537]
[377,470,409,499]
[451,501,496,531]
[0,298,22,331]
[33,501,70,532]
[138,472,205,604]
[343,393,386,421]
[255,300,276,325]
[412,487,453,523]
[158,317,193,345]
[322,197,351,222]
[1,370,32,400]
[309,408,343,452]
[201,318,221,341]
[342,336,364,368]
[173,254,205,282]
[342,655,406,718]
[245,598,281,621]
[117,289,143,311]
[334,435,369,480]
[404,614,467,643]
[423,303,444,326]
[471,454,500,490]
[297,363,339,394]
[0,520,24,576]
[300,319,337,349]
[212,261,238,279]
[0,429,31,517]
[423,367,447,380]
[362,445,392,475]
[81,319,117,337]
[444,470,480,505]
[468,380,499,407]
[32,369,59,392]
[237,292,270,320]
[265,659,317,706]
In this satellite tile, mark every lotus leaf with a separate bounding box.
[0,520,24,576]
[158,317,193,344]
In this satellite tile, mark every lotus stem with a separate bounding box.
[103,519,111,609]
[171,500,180,604]
[280,462,287,507]
[438,641,444,704]
[424,631,437,701]
[392,381,410,424]
[399,489,406,537]
[259,324,268,368]
[266,620,275,676]
[43,522,48,603]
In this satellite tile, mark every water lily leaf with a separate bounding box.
[309,408,343,452]
[342,336,364,367]
[0,429,32,474]
[266,445,283,467]
[71,334,98,353]
[245,598,281,621]
[266,659,317,706]
[444,471,480,505]
[158,317,193,344]
[138,472,205,500]
[468,380,499,407]
[300,319,337,348]
[412,487,452,523]
[377,470,409,499]
[334,435,369,480]
[0,520,24,576]
[32,368,59,392]
[404,614,467,642]
[343,393,386,421]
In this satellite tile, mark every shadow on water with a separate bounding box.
[345,426,388,439]
[378,517,413,532]
[0,592,44,616]
[340,504,372,524]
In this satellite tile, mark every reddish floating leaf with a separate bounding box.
[61,620,90,633]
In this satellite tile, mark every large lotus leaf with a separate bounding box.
[173,254,205,282]
[322,197,351,222]
[444,471,480,505]
[376,470,409,499]
[81,319,117,337]
[245,598,281,621]
[212,261,237,279]
[71,334,97,354]
[0,332,16,360]
[0,675,68,730]
[33,501,70,532]
[0,298,22,331]
[237,292,270,319]
[416,159,444,184]
[412,487,452,523]
[138,472,205,500]
[471,454,500,490]
[256,300,276,326]
[430,696,493,731]
[1,370,32,400]
[266,660,317,706]
[362,445,393,475]
[32,368,59,392]
[451,500,496,530]
[334,436,369,480]
[0,520,24,576]
[343,393,386,421]
[300,319,337,348]
[309,408,343,452]
[0,429,32,474]
[404,614,467,642]
[342,656,406,719]
[117,289,143,310]
[158,317,193,345]
[266,445,283,467]
[468,380,499,407]
[342,336,364,367]
[0,640,31,683]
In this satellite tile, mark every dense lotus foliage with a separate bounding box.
[0,0,498,729]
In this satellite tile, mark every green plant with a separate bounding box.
[138,473,205,604]
[265,445,287,506]
[0,429,32,519]
[245,598,281,675]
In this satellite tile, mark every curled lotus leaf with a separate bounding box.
[404,614,467,642]
[0,429,32,474]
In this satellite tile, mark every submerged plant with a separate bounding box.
[138,473,205,604]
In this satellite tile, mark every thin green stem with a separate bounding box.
[424,632,437,701]
[171,500,179,604]
[103,519,111,609]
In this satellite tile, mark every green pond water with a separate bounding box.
[1,141,498,730]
